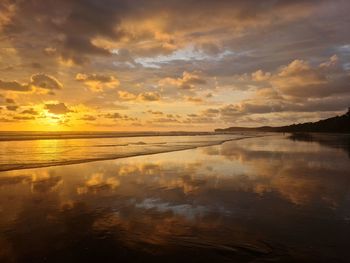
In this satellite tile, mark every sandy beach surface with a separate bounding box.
[0,134,349,262]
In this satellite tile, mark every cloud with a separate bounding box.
[6,105,18,111]
[183,111,221,124]
[79,115,97,121]
[251,70,271,82]
[117,90,161,102]
[0,80,29,92]
[104,112,123,119]
[138,91,161,101]
[153,114,182,123]
[76,73,120,92]
[0,74,63,93]
[45,102,71,115]
[191,55,350,125]
[30,74,63,90]
[1,0,138,64]
[103,112,137,121]
[1,1,350,129]
[0,117,15,122]
[117,90,137,101]
[2,0,325,61]
[203,95,350,125]
[159,71,206,90]
[147,110,163,115]
[252,55,350,99]
[21,108,39,115]
[183,114,216,124]
[186,96,203,103]
[13,115,35,120]
[5,98,15,104]
[1,0,348,74]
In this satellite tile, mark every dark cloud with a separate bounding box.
[21,108,39,115]
[6,105,18,111]
[0,117,15,122]
[30,74,63,90]
[1,0,128,64]
[79,115,97,121]
[146,110,163,115]
[104,112,123,119]
[1,0,336,64]
[138,92,160,101]
[76,73,117,83]
[13,115,35,120]
[104,112,137,121]
[75,73,119,91]
[153,117,181,123]
[30,62,42,69]
[45,102,71,114]
[58,0,128,61]
[0,80,29,92]
[208,96,350,124]
[0,74,63,93]
[5,98,15,104]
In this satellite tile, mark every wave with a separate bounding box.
[0,134,263,172]
[0,131,220,142]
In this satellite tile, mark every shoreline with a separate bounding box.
[0,135,267,173]
[0,131,238,142]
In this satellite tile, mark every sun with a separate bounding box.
[39,110,67,126]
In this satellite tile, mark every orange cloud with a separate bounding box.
[159,71,206,90]
[76,73,120,92]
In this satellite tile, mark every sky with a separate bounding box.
[0,0,349,131]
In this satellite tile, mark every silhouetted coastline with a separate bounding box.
[216,108,350,134]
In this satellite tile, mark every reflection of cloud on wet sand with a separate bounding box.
[77,172,120,194]
[135,198,209,220]
[19,135,346,209]
[0,135,350,261]
[0,170,62,193]
[2,135,349,209]
[83,161,209,195]
[202,136,350,206]
[90,201,271,260]
[1,197,271,262]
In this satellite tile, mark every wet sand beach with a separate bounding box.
[0,134,349,262]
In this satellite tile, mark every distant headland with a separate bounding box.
[215,108,350,133]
